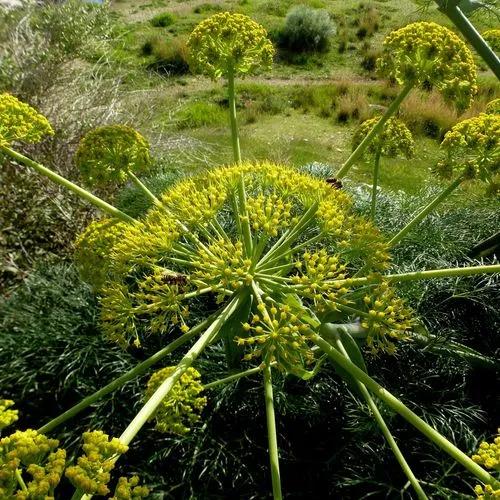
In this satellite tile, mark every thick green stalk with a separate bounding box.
[435,1,500,79]
[389,175,463,246]
[237,174,253,256]
[0,145,135,223]
[336,81,413,179]
[119,295,242,446]
[334,336,427,500]
[311,332,498,487]
[227,64,241,164]
[128,171,163,208]
[263,363,283,500]
[37,315,215,434]
[371,149,382,220]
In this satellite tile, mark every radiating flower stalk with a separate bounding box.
[336,21,478,178]
[187,12,274,163]
[1,44,499,500]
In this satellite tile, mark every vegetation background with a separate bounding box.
[0,0,498,498]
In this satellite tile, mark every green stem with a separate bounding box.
[389,175,463,246]
[37,316,215,434]
[128,171,163,208]
[334,336,427,500]
[119,295,242,446]
[263,363,283,500]
[311,332,499,487]
[371,149,382,220]
[15,469,28,493]
[227,64,241,164]
[0,145,135,224]
[336,81,413,179]
[204,363,277,390]
[238,174,253,256]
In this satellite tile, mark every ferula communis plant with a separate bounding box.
[352,117,415,219]
[337,21,477,178]
[2,84,500,500]
[472,431,500,499]
[390,112,500,246]
[187,12,275,163]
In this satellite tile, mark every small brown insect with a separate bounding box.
[326,177,343,190]
[161,272,188,288]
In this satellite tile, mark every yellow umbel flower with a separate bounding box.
[187,12,275,79]
[474,483,500,499]
[111,476,150,499]
[145,366,207,435]
[0,93,54,146]
[352,117,415,159]
[378,22,477,111]
[0,399,18,430]
[472,432,500,471]
[437,113,500,186]
[75,125,151,187]
[483,29,500,52]
[65,430,128,497]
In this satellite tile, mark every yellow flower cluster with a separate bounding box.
[192,239,253,294]
[474,484,500,500]
[352,117,415,159]
[485,99,500,115]
[111,476,150,500]
[483,29,500,52]
[74,218,129,290]
[437,113,499,188]
[0,399,18,430]
[75,125,151,187]
[0,429,65,499]
[145,366,207,435]
[65,430,128,496]
[378,22,477,111]
[472,432,500,471]
[0,93,54,146]
[361,283,413,355]
[237,303,314,370]
[187,12,275,79]
[246,193,295,237]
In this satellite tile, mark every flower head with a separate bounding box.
[436,113,500,186]
[187,12,275,79]
[82,162,412,361]
[111,476,150,500]
[75,125,151,187]
[145,366,207,435]
[378,22,477,111]
[0,93,54,146]
[65,430,128,497]
[352,117,415,159]
[0,399,18,430]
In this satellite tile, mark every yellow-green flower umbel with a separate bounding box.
[187,13,275,163]
[378,22,478,112]
[472,430,500,499]
[0,399,18,430]
[0,93,54,146]
[75,125,152,187]
[352,117,415,218]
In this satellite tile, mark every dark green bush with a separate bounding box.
[150,12,175,28]
[277,5,336,53]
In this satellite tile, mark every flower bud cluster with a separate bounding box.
[472,432,500,471]
[436,113,499,188]
[65,430,128,496]
[111,475,150,499]
[0,399,18,430]
[352,117,415,159]
[75,125,151,187]
[378,22,477,111]
[474,483,500,499]
[187,12,274,79]
[0,93,54,146]
[361,283,413,355]
[145,367,207,435]
[74,218,128,290]
[236,303,314,370]
[246,193,295,237]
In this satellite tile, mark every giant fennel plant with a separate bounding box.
[0,91,499,500]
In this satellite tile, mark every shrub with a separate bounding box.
[354,4,380,40]
[145,36,190,75]
[176,101,227,129]
[277,6,336,53]
[336,92,370,123]
[360,47,382,72]
[150,12,175,28]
